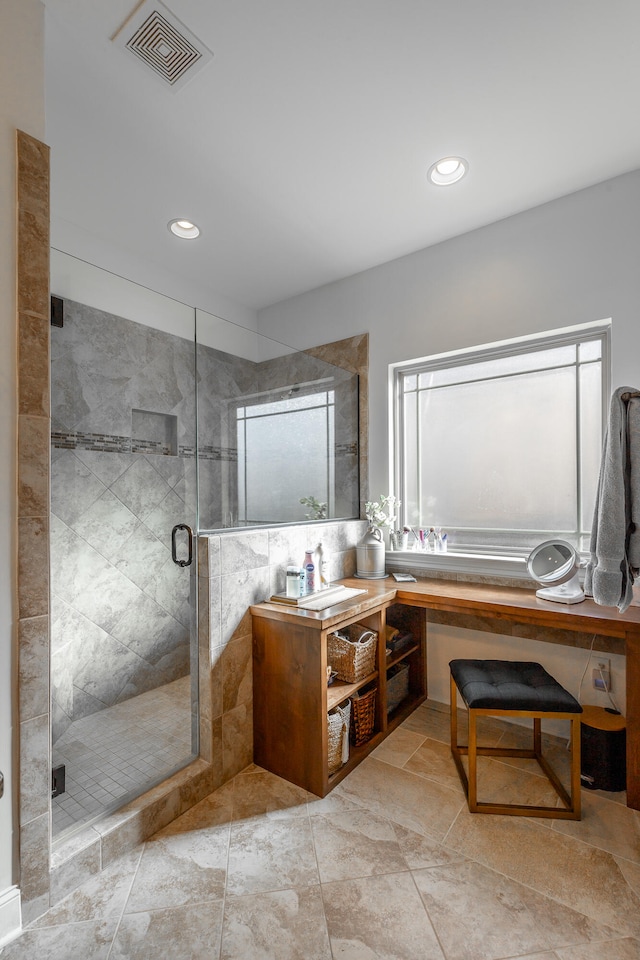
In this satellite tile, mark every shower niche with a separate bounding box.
[131,408,179,457]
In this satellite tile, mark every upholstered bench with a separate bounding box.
[449,659,582,819]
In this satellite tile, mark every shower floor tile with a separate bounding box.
[52,676,193,837]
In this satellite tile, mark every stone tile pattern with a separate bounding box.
[16,129,52,926]
[196,337,361,530]
[52,677,192,835]
[49,448,194,738]
[49,298,200,737]
[198,521,363,786]
[4,702,640,960]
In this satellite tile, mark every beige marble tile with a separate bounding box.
[49,830,102,906]
[335,756,465,841]
[403,736,467,793]
[18,312,50,417]
[414,859,614,960]
[555,941,640,960]
[304,790,365,817]
[154,788,233,837]
[17,131,50,321]
[125,822,230,912]
[616,856,640,897]
[221,886,331,960]
[220,566,270,644]
[222,701,253,782]
[19,813,50,910]
[0,918,117,960]
[445,811,640,938]
[19,714,49,826]
[18,615,49,722]
[551,790,640,863]
[111,900,224,960]
[97,788,183,868]
[508,954,560,960]
[18,416,50,518]
[18,516,49,619]
[474,755,563,809]
[401,701,452,740]
[370,725,425,767]
[322,871,445,959]
[226,817,319,896]
[414,860,547,960]
[222,634,252,712]
[34,850,142,927]
[230,768,311,823]
[311,808,408,882]
[392,823,467,870]
[202,651,224,722]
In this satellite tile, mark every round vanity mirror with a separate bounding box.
[526,539,585,604]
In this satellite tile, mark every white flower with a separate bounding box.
[365,495,400,528]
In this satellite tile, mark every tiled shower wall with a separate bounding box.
[50,300,364,735]
[196,338,360,529]
[50,299,197,736]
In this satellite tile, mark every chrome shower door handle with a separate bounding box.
[171,523,193,567]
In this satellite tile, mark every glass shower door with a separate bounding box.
[49,252,198,838]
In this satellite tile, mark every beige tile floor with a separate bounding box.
[3,700,640,960]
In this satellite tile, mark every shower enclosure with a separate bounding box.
[49,256,199,836]
[49,253,360,838]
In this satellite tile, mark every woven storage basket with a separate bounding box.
[327,700,351,773]
[350,686,377,746]
[327,625,377,683]
[386,661,409,714]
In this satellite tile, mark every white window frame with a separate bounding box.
[389,320,611,580]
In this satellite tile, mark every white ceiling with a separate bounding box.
[43,0,640,313]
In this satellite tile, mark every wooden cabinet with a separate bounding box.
[251,587,426,797]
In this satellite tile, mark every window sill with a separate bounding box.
[384,549,531,583]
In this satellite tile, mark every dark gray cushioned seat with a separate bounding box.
[449,659,582,713]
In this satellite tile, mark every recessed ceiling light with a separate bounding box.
[168,218,200,239]
[428,157,468,186]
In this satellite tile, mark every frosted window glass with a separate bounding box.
[580,362,603,531]
[579,340,602,362]
[243,407,330,522]
[415,367,577,530]
[417,344,576,390]
[396,326,606,552]
[246,391,331,417]
[403,390,419,526]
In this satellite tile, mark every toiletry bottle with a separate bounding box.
[316,542,330,588]
[304,549,315,592]
[286,563,300,598]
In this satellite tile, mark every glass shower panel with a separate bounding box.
[49,252,198,838]
[195,309,359,530]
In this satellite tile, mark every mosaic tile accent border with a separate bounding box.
[51,431,239,461]
[51,433,356,461]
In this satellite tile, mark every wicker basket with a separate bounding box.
[327,700,351,773]
[327,625,377,683]
[350,686,377,746]
[386,662,409,714]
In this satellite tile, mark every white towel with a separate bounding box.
[584,385,640,613]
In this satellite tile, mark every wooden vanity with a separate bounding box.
[252,577,640,807]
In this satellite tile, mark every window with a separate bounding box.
[236,385,336,524]
[393,322,610,559]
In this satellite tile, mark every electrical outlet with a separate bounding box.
[592,659,611,692]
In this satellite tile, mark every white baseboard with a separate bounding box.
[0,885,21,948]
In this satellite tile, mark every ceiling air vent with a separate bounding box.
[112,0,213,91]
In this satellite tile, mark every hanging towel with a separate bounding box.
[584,385,640,613]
